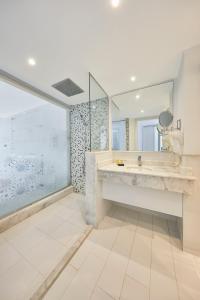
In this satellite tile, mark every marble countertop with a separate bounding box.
[98,164,196,181]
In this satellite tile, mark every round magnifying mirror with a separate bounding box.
[159,110,173,128]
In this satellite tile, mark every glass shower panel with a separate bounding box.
[89,73,109,151]
[0,80,70,218]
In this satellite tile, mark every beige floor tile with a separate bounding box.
[67,192,84,201]
[174,259,200,294]
[6,226,48,256]
[0,238,22,276]
[174,249,196,266]
[58,196,81,211]
[137,212,153,237]
[34,213,65,235]
[150,270,179,300]
[70,240,92,270]
[131,232,152,267]
[152,233,172,255]
[151,251,175,279]
[22,236,67,276]
[61,254,105,300]
[121,275,149,300]
[49,220,84,246]
[2,200,199,300]
[89,223,120,251]
[28,206,57,224]
[151,226,176,281]
[45,203,75,221]
[128,231,152,287]
[82,239,111,262]
[0,258,43,300]
[127,259,151,288]
[99,216,123,228]
[112,226,135,258]
[43,265,77,300]
[91,287,115,300]
[68,211,87,229]
[110,206,138,229]
[0,193,88,299]
[98,252,128,299]
[3,217,33,240]
[178,283,200,300]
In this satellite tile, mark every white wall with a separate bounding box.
[173,44,200,254]
[173,44,200,155]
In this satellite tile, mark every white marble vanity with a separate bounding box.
[98,163,195,194]
[98,162,195,218]
[85,151,198,254]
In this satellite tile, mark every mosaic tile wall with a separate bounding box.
[70,98,109,193]
[90,98,109,151]
[125,118,129,150]
[70,102,90,193]
[0,104,70,218]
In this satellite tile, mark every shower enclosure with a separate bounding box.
[0,72,109,217]
[70,73,109,193]
[0,79,71,218]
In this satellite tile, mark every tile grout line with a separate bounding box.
[147,214,153,300]
[167,219,181,300]
[89,216,123,300]
[2,234,46,279]
[118,213,139,300]
[30,225,93,300]
[149,215,158,300]
[2,211,88,279]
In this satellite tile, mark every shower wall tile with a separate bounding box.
[70,98,109,193]
[70,102,90,193]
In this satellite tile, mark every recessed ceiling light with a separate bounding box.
[130,76,136,82]
[140,109,144,113]
[111,0,120,8]
[136,94,140,99]
[28,57,36,66]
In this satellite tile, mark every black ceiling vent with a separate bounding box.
[52,78,84,97]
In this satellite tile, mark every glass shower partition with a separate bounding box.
[0,79,71,218]
[89,73,109,151]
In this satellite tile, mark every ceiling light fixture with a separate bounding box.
[28,57,36,66]
[136,94,140,99]
[140,109,144,113]
[111,0,120,8]
[130,76,136,82]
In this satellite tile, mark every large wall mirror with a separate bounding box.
[111,81,174,152]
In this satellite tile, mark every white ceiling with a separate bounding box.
[0,0,200,105]
[112,82,173,120]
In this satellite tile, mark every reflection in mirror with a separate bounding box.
[89,73,109,151]
[159,110,173,128]
[111,81,173,152]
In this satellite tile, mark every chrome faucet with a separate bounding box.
[137,155,142,167]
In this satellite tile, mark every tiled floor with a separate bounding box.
[44,205,200,300]
[0,192,89,300]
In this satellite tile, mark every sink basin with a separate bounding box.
[125,166,152,171]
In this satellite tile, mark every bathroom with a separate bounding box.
[0,1,200,299]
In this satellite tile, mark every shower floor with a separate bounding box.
[0,192,90,300]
